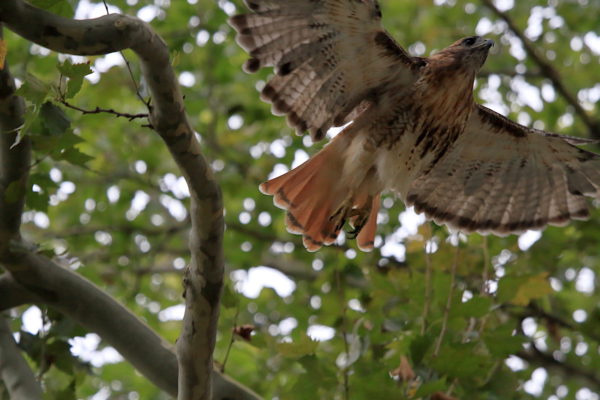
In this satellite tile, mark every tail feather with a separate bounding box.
[356,194,381,251]
[260,133,381,251]
[300,202,340,251]
[259,147,330,208]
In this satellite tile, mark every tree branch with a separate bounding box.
[0,313,43,400]
[518,343,600,389]
[0,273,38,311]
[0,258,260,400]
[512,302,600,347]
[0,1,226,398]
[0,25,30,254]
[481,0,600,139]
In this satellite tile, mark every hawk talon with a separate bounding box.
[331,196,373,238]
[345,226,361,239]
[330,199,355,233]
[335,219,346,233]
[347,210,370,239]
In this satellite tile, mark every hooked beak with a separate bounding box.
[483,38,494,49]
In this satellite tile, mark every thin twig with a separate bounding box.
[335,268,350,400]
[220,307,240,373]
[433,238,460,357]
[480,236,490,295]
[421,222,433,335]
[37,307,48,378]
[481,0,600,139]
[58,99,149,122]
[341,311,350,400]
[122,54,151,107]
[103,0,151,108]
[478,236,492,334]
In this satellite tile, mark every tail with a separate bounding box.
[259,132,381,252]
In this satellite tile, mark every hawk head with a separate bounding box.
[432,35,494,71]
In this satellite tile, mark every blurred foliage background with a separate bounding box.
[2,0,600,399]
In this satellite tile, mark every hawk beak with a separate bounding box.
[484,39,494,48]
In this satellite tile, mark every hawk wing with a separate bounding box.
[229,0,421,141]
[405,105,600,235]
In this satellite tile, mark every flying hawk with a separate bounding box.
[229,0,600,251]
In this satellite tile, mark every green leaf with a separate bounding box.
[483,325,526,358]
[43,367,76,400]
[276,334,318,358]
[34,131,85,154]
[498,273,553,306]
[40,102,71,135]
[26,189,49,212]
[47,339,75,374]
[513,273,553,306]
[410,333,434,365]
[58,147,94,166]
[298,355,336,382]
[453,296,494,318]
[431,343,491,380]
[52,385,77,400]
[65,78,83,99]
[284,355,337,398]
[16,75,49,105]
[57,60,93,78]
[57,60,92,98]
[482,366,519,396]
[29,173,60,192]
[58,132,85,147]
[18,331,44,361]
[414,378,447,397]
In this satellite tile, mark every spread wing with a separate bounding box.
[405,105,600,235]
[229,0,420,141]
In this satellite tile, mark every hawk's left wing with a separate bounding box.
[229,0,421,141]
[405,105,600,235]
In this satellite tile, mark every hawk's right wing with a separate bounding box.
[229,0,422,141]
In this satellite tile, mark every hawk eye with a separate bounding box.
[462,37,478,47]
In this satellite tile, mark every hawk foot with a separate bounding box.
[329,199,353,233]
[329,196,373,239]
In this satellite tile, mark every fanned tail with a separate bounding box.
[260,133,381,252]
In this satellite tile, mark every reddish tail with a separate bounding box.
[259,134,380,252]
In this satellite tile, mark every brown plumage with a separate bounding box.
[230,0,600,251]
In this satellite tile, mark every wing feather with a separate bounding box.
[230,0,419,140]
[406,105,600,235]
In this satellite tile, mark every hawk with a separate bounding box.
[229,0,600,251]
